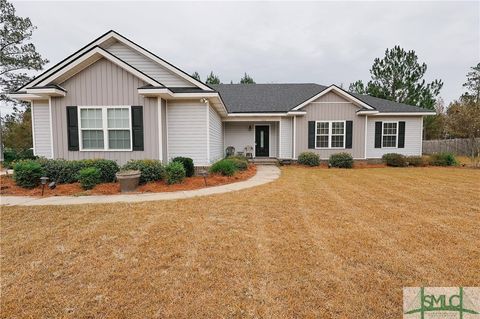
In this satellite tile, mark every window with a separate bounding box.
[382,122,397,148]
[79,106,132,151]
[315,121,345,148]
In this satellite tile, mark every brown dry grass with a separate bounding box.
[1,167,479,318]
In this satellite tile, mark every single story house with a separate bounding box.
[9,30,435,167]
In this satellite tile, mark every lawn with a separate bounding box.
[1,166,479,318]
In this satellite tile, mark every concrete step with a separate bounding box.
[250,158,279,165]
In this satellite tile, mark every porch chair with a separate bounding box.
[244,145,254,159]
[226,146,235,157]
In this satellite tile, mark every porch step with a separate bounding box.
[250,158,279,165]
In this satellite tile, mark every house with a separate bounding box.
[9,30,435,167]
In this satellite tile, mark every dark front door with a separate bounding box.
[255,125,269,157]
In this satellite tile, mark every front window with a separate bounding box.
[79,106,132,151]
[382,122,397,148]
[316,121,345,148]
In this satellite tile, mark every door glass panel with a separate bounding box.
[260,131,264,148]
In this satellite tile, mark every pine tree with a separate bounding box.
[205,71,221,85]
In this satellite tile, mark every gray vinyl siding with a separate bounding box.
[161,99,168,163]
[279,117,293,159]
[224,122,278,158]
[295,92,366,159]
[32,99,52,158]
[51,58,159,164]
[167,100,208,165]
[209,105,223,162]
[366,116,423,158]
[106,41,194,87]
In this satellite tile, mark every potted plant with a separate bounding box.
[115,170,141,192]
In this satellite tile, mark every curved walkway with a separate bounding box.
[0,165,280,207]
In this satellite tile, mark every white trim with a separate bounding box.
[7,93,46,101]
[31,101,36,156]
[364,115,368,159]
[25,88,66,97]
[19,31,210,92]
[206,101,210,164]
[314,120,347,149]
[227,112,304,117]
[420,117,424,154]
[48,98,54,159]
[291,85,375,111]
[310,101,353,104]
[279,119,282,157]
[293,116,296,159]
[39,47,161,87]
[370,112,435,116]
[254,124,271,157]
[165,100,169,161]
[78,105,133,152]
[381,121,399,148]
[158,98,163,161]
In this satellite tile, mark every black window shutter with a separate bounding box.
[345,121,353,149]
[374,121,382,148]
[131,106,144,151]
[308,121,315,149]
[66,106,79,151]
[398,121,406,148]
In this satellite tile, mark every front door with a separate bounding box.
[255,125,269,157]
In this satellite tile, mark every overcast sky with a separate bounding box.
[3,0,479,115]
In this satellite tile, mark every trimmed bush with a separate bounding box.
[226,158,248,171]
[210,159,237,176]
[172,157,194,177]
[78,167,101,190]
[122,159,165,184]
[13,160,44,189]
[298,152,320,167]
[3,148,36,168]
[83,159,119,182]
[429,152,457,166]
[165,161,186,184]
[382,153,408,167]
[406,156,426,167]
[329,153,354,168]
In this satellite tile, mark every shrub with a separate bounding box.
[429,152,457,166]
[298,152,320,167]
[78,167,101,190]
[3,148,36,168]
[226,158,248,171]
[329,153,354,168]
[382,153,407,167]
[228,154,249,162]
[172,157,195,177]
[210,159,237,176]
[83,159,119,182]
[13,160,44,189]
[406,156,426,167]
[122,159,164,184]
[165,161,186,184]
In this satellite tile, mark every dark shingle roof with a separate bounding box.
[211,83,431,113]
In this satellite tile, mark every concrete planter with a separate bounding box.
[116,170,141,192]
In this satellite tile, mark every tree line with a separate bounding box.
[191,71,255,85]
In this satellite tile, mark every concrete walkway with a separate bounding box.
[0,165,280,207]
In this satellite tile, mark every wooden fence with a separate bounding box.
[422,138,471,156]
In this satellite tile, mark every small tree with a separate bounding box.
[423,97,447,140]
[239,72,255,84]
[205,71,221,85]
[349,46,443,110]
[191,71,201,81]
[462,63,480,104]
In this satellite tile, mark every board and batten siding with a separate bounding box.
[224,122,278,157]
[50,58,159,164]
[209,105,223,162]
[279,117,293,159]
[32,99,53,158]
[167,100,208,165]
[295,91,366,159]
[366,116,423,158]
[105,41,194,87]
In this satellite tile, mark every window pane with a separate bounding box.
[316,135,329,148]
[317,122,329,135]
[108,130,131,149]
[383,122,397,135]
[383,135,397,147]
[332,122,344,134]
[80,109,102,128]
[107,108,129,128]
[331,135,344,148]
[82,130,104,149]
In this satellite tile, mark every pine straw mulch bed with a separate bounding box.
[0,164,256,197]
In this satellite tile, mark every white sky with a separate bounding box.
[2,0,479,115]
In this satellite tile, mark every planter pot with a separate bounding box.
[116,170,141,192]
